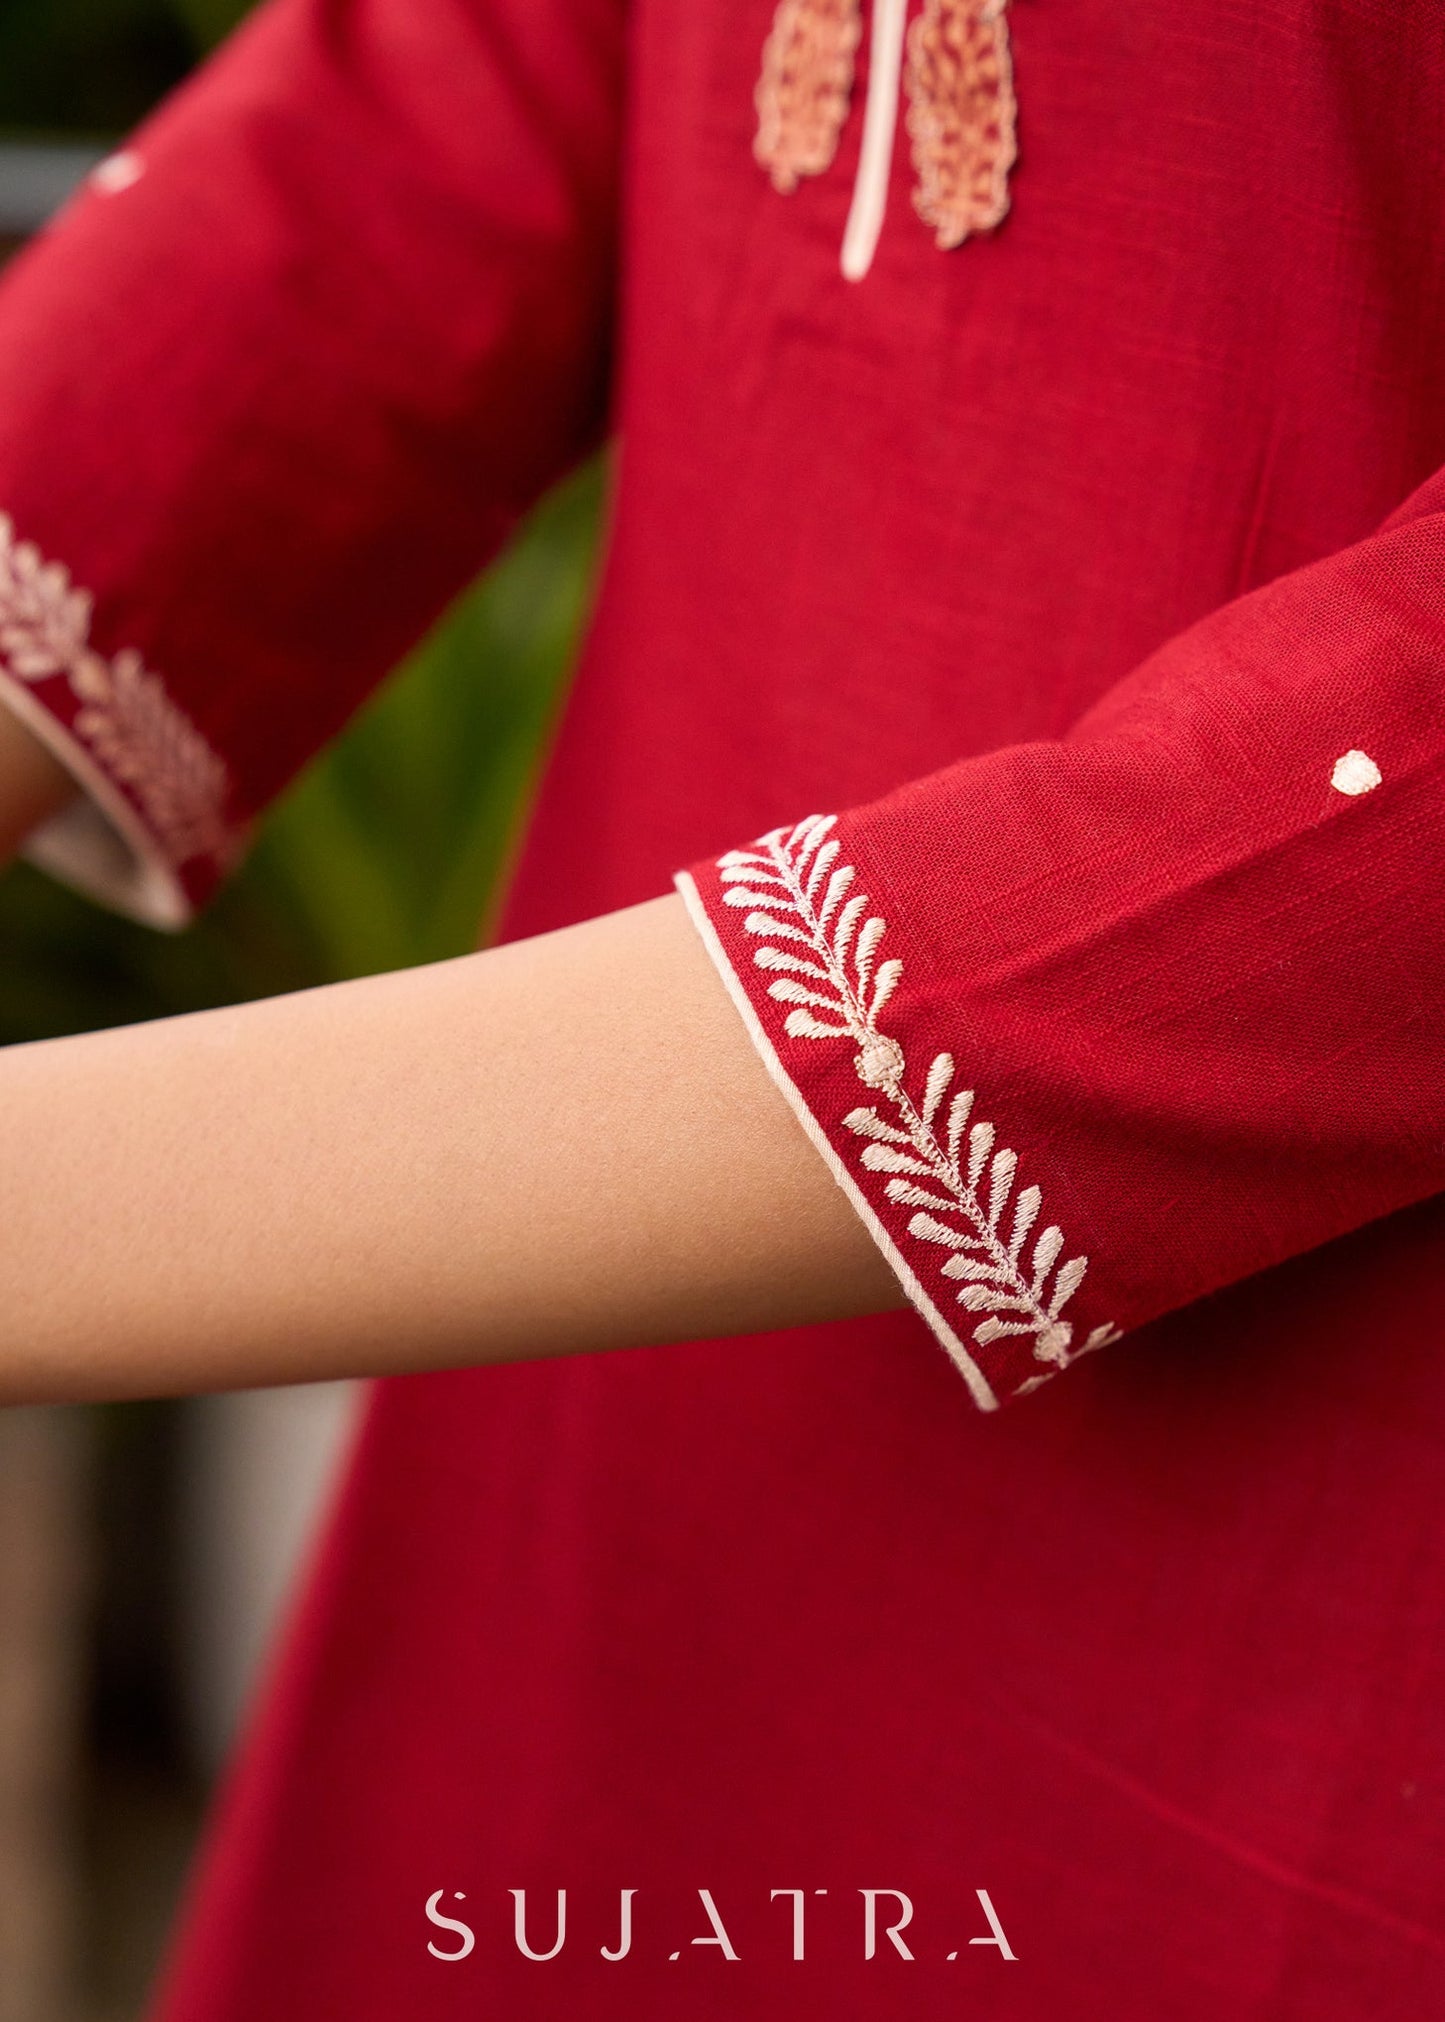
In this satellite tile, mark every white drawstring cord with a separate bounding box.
[839,0,909,281]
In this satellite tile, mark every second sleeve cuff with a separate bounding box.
[675,811,1122,1412]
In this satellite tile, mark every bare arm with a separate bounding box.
[0,847,906,1404]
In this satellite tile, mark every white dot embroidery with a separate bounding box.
[1330,749,1382,797]
[90,152,145,196]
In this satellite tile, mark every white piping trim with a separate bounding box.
[675,866,1000,1409]
[0,663,191,928]
[840,0,909,281]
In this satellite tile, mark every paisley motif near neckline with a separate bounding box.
[754,0,1017,280]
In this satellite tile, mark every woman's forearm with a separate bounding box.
[0,891,906,1403]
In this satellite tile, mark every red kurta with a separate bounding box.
[1,0,1443,2012]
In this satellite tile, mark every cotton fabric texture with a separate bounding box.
[0,0,1442,2013]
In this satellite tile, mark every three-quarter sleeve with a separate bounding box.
[0,0,623,927]
[676,467,1445,1410]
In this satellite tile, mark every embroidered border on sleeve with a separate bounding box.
[0,512,237,872]
[712,814,1119,1400]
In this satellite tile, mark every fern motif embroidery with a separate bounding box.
[719,814,1119,1384]
[0,512,237,871]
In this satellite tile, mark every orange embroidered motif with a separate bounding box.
[754,0,862,193]
[905,0,1016,247]
[754,0,1017,276]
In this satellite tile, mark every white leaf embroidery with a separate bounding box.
[719,862,788,886]
[942,1256,1009,1283]
[922,1051,954,1127]
[754,947,833,982]
[869,956,904,1020]
[986,1147,1017,1229]
[783,1009,851,1039]
[723,887,797,912]
[818,863,856,928]
[1007,1184,1041,1261]
[859,1143,936,1176]
[908,1212,972,1249]
[742,911,814,945]
[883,1179,964,1212]
[854,915,886,994]
[721,814,1117,1373]
[806,837,841,900]
[0,513,235,871]
[945,1088,974,1165]
[767,977,850,1013]
[1047,1254,1088,1317]
[833,890,870,966]
[843,1106,911,1144]
[1030,1224,1064,1288]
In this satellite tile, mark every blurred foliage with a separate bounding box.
[0,0,254,135]
[0,0,604,1037]
[167,0,255,52]
[0,1,191,136]
[242,460,602,982]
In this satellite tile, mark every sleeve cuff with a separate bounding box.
[0,512,250,930]
[675,813,1122,1411]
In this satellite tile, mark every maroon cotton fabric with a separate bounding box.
[0,0,1442,2013]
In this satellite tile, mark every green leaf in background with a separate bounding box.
[248,458,604,981]
[0,0,193,136]
[164,0,256,52]
[0,0,257,140]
